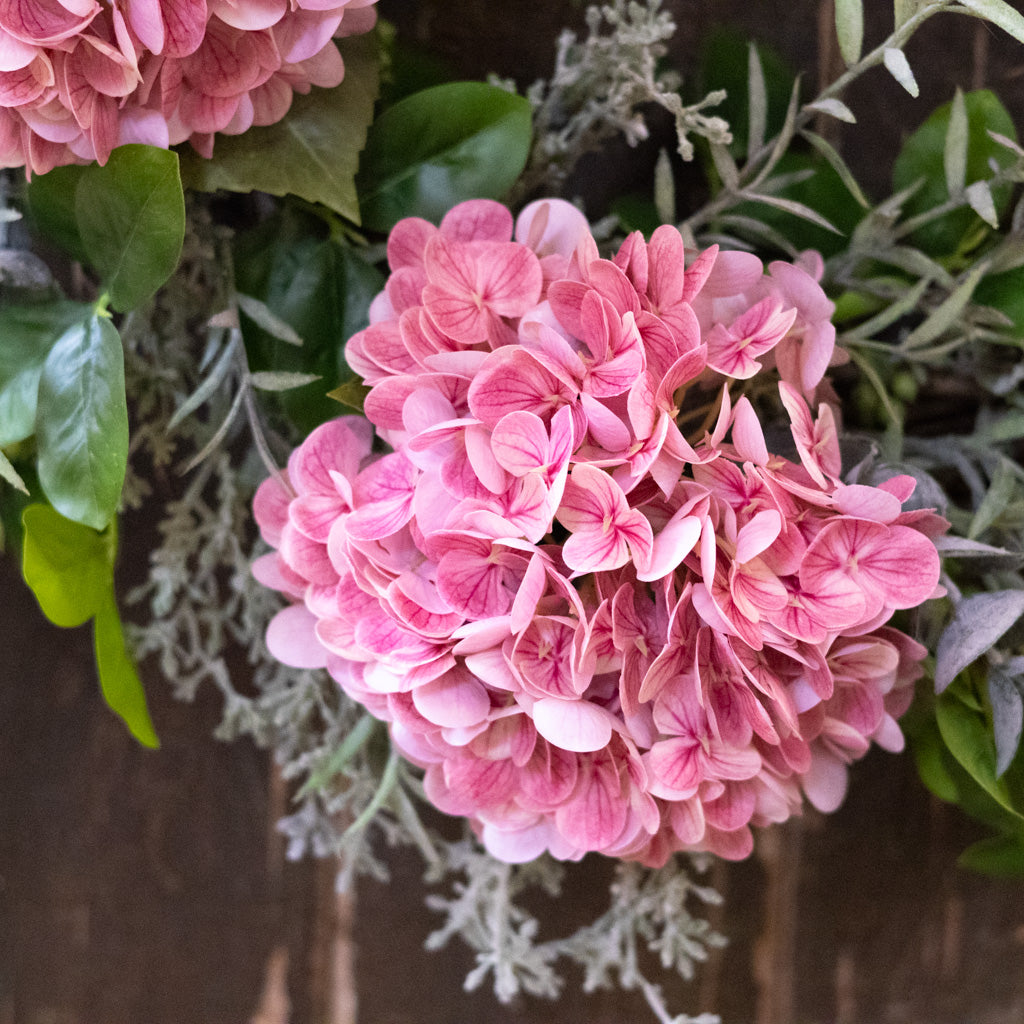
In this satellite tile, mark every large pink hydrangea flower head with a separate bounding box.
[0,0,378,173]
[253,197,946,866]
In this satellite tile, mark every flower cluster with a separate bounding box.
[0,0,377,175]
[253,198,944,865]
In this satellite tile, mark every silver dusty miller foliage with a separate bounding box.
[75,2,1024,1023]
[511,0,731,200]
[121,196,726,1020]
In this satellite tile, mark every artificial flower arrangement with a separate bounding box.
[6,0,1024,1020]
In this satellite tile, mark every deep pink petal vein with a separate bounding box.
[0,0,378,173]
[253,198,945,865]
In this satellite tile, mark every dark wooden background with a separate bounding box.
[5,2,1024,1022]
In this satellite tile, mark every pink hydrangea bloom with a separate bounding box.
[253,198,945,866]
[0,0,378,174]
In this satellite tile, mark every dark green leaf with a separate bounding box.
[892,90,1017,255]
[21,502,112,628]
[937,681,1024,821]
[35,314,129,530]
[76,146,185,312]
[94,587,159,749]
[180,32,379,221]
[695,28,794,159]
[974,263,1024,331]
[0,301,89,446]
[958,832,1024,875]
[234,206,384,432]
[357,82,532,231]
[988,667,1024,777]
[25,165,89,264]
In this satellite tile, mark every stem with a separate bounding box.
[684,0,956,235]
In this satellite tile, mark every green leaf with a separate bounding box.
[234,205,385,432]
[326,378,371,413]
[958,832,1024,875]
[76,146,185,312]
[357,82,532,231]
[834,0,864,65]
[974,263,1024,330]
[180,32,380,221]
[35,314,129,530]
[25,165,89,265]
[0,301,89,447]
[958,0,1024,46]
[892,90,1017,255]
[21,503,112,628]
[937,681,1024,822]
[94,586,159,749]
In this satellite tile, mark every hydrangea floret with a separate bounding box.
[253,198,945,866]
[0,0,378,174]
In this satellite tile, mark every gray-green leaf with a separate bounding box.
[935,590,1024,692]
[835,0,865,65]
[944,88,969,196]
[883,48,919,97]
[988,667,1024,777]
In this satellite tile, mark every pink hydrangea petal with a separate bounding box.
[266,603,327,669]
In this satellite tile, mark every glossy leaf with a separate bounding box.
[357,82,532,231]
[25,165,89,264]
[180,33,379,221]
[893,90,1017,255]
[0,301,89,446]
[935,589,1024,692]
[21,502,111,628]
[937,682,1024,822]
[35,314,129,530]
[94,587,159,749]
[234,205,384,431]
[76,146,185,312]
